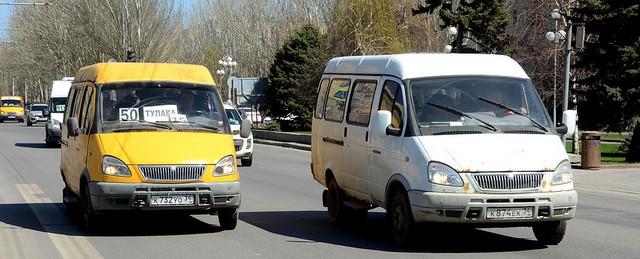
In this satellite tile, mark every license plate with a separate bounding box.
[150,195,194,206]
[486,207,533,219]
[8,116,15,119]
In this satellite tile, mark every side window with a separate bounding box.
[81,87,95,133]
[346,80,377,126]
[65,88,78,121]
[314,79,330,119]
[324,79,350,122]
[74,87,87,122]
[379,81,404,129]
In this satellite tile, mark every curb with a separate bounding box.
[254,139,311,151]
[599,163,640,169]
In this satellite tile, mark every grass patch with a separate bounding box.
[566,140,627,164]
[567,132,630,143]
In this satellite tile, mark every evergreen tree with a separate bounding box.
[263,24,328,131]
[413,0,512,54]
[574,0,640,132]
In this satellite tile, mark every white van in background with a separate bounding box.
[45,77,73,147]
[225,103,254,166]
[311,54,577,246]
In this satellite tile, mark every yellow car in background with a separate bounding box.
[0,96,25,123]
[60,62,251,230]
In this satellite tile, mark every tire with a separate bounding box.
[241,155,253,167]
[80,182,101,231]
[18,119,24,123]
[326,179,348,225]
[533,220,566,245]
[27,120,32,126]
[63,186,80,216]
[389,189,416,246]
[325,179,367,225]
[218,208,239,230]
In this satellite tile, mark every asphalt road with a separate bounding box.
[0,122,639,259]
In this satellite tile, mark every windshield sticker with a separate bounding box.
[142,105,179,122]
[119,108,140,121]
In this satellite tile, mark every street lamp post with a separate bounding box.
[215,56,238,104]
[546,9,564,126]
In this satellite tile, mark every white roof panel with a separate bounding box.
[323,53,529,80]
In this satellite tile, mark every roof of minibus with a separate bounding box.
[73,63,216,85]
[0,96,23,100]
[323,53,529,80]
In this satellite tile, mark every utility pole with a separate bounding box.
[11,77,15,96]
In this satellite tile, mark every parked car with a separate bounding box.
[225,104,254,166]
[26,103,48,126]
[0,96,25,123]
[45,77,73,146]
[60,62,250,230]
[311,54,577,246]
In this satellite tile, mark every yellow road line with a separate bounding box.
[17,183,103,259]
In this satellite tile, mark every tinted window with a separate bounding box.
[347,80,377,126]
[410,77,551,131]
[314,79,330,119]
[226,108,242,125]
[324,79,350,122]
[1,100,22,107]
[379,81,404,129]
[51,98,67,112]
[81,87,94,133]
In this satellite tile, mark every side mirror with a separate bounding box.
[240,119,252,138]
[556,124,568,135]
[561,110,577,136]
[67,117,80,137]
[374,110,392,137]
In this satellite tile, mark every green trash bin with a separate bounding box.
[581,131,601,170]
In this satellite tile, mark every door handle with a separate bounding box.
[372,149,381,155]
[343,127,347,138]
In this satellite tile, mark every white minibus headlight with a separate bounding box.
[214,155,236,177]
[102,156,132,177]
[428,162,464,187]
[552,160,573,185]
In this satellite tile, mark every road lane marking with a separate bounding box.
[17,184,103,259]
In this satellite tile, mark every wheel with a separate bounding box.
[27,120,32,126]
[327,179,367,225]
[80,182,101,231]
[18,119,24,123]
[218,208,239,230]
[63,186,80,215]
[533,220,566,245]
[241,155,253,167]
[389,189,416,246]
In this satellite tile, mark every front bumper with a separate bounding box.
[29,116,47,123]
[89,181,240,212]
[233,137,253,158]
[408,190,577,224]
[0,114,24,121]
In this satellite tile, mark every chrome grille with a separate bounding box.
[472,173,544,191]
[138,165,205,182]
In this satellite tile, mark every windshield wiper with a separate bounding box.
[109,121,172,132]
[477,97,548,132]
[426,102,497,132]
[184,122,221,132]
